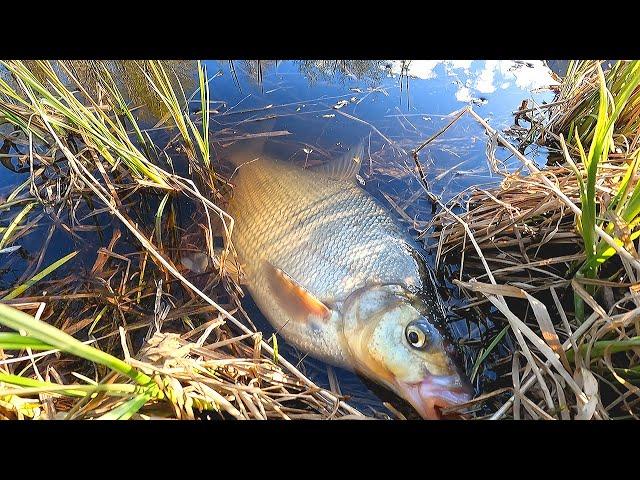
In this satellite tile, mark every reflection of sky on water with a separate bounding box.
[387,60,558,102]
[202,59,557,214]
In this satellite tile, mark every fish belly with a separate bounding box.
[227,157,424,368]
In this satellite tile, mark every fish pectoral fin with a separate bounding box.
[309,139,366,182]
[263,261,331,323]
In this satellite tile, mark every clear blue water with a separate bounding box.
[0,60,558,418]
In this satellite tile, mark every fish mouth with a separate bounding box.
[396,376,472,420]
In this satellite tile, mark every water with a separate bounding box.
[0,60,558,418]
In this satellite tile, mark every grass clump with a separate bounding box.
[425,60,640,419]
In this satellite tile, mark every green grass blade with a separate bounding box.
[98,392,151,420]
[2,250,78,300]
[0,303,153,386]
[0,372,140,399]
[271,333,278,365]
[470,324,509,382]
[567,336,640,362]
[154,193,170,248]
[610,150,640,214]
[0,332,54,350]
[0,371,87,397]
[0,202,35,250]
[198,60,210,167]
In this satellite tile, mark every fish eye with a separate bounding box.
[405,322,430,349]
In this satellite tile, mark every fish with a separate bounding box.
[226,142,471,419]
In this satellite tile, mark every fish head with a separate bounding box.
[342,284,471,419]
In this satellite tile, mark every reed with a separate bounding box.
[429,60,640,419]
[0,60,170,187]
[559,62,640,318]
[548,61,640,149]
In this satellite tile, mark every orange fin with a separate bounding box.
[263,261,331,323]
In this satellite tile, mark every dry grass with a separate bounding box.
[422,62,640,419]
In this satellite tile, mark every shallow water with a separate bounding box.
[0,60,558,418]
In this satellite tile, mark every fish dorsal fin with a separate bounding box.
[263,261,331,322]
[223,117,277,169]
[310,140,365,182]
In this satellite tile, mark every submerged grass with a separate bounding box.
[2,251,78,301]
